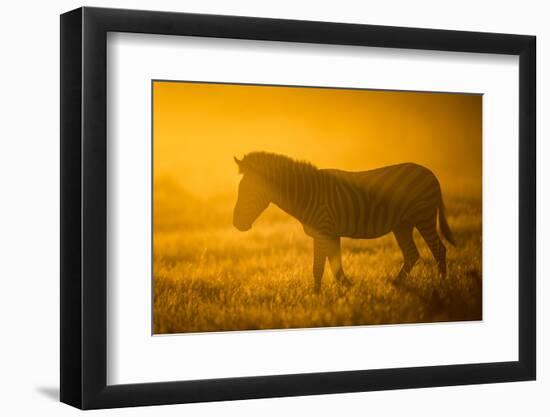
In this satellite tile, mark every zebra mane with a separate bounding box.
[240,152,319,185]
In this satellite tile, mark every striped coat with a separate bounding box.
[233,152,455,292]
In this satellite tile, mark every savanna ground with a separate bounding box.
[153,179,482,334]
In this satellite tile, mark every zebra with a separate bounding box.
[232,152,455,292]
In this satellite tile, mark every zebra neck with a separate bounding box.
[269,168,321,224]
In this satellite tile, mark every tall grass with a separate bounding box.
[153,182,482,334]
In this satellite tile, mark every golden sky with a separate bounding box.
[153,81,481,198]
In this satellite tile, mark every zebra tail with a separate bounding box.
[438,194,456,246]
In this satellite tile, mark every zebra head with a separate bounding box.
[233,156,271,231]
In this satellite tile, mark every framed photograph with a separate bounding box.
[60,6,536,409]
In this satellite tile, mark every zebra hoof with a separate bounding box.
[392,271,408,284]
[340,278,353,288]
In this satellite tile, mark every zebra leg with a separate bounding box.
[416,214,447,278]
[393,222,420,281]
[312,238,328,293]
[326,237,353,288]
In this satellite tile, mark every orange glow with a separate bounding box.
[153,81,481,199]
[152,81,482,334]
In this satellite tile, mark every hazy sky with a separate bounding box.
[153,81,481,198]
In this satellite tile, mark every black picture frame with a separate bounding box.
[60,6,536,410]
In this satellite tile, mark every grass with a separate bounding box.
[153,189,482,334]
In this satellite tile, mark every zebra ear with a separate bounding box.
[234,156,243,173]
